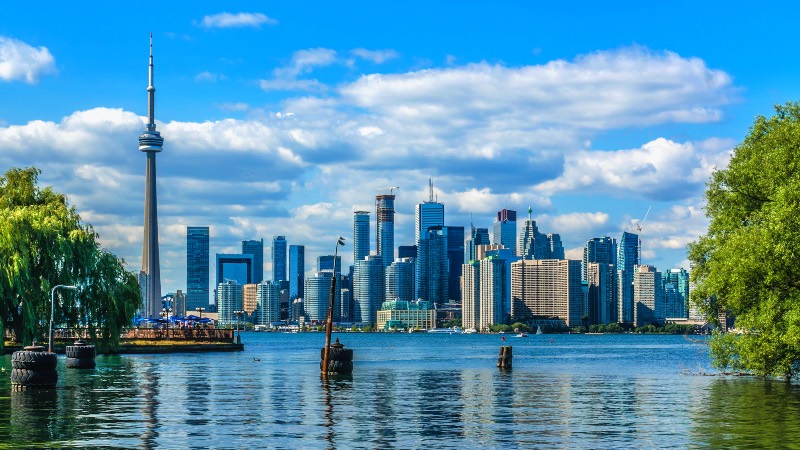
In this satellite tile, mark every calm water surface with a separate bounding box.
[2,333,800,448]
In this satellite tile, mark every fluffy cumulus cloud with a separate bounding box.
[535,137,733,201]
[0,45,737,292]
[0,36,56,83]
[199,12,278,29]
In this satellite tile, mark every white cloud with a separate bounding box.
[260,48,338,92]
[200,12,277,29]
[351,48,399,64]
[0,36,56,83]
[535,137,733,201]
[195,71,226,82]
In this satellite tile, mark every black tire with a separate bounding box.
[10,368,58,387]
[11,351,57,370]
[66,357,96,369]
[65,345,96,359]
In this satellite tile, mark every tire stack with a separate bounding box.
[320,338,354,375]
[497,345,512,369]
[10,346,58,389]
[65,340,96,369]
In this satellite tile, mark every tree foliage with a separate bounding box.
[0,167,140,349]
[688,102,800,378]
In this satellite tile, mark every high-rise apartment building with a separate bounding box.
[633,265,664,327]
[461,261,480,331]
[484,247,519,320]
[217,280,243,324]
[376,194,396,267]
[416,226,449,305]
[289,245,305,299]
[665,268,690,319]
[353,255,385,324]
[303,271,333,322]
[272,235,287,282]
[479,257,506,331]
[242,239,264,283]
[186,226,209,313]
[493,209,517,255]
[243,283,258,318]
[354,211,370,263]
[255,280,281,326]
[617,231,639,323]
[511,259,583,327]
[386,258,415,303]
[587,262,617,324]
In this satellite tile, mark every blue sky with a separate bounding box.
[2,2,799,296]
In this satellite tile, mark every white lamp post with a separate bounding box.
[49,285,77,353]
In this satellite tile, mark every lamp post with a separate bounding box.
[161,307,173,339]
[49,284,77,353]
[196,307,205,319]
[322,237,345,376]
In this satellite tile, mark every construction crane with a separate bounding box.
[636,206,652,264]
[380,186,400,195]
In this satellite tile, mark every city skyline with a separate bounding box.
[3,3,800,295]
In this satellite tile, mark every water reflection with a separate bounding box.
[692,378,800,448]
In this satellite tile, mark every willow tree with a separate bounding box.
[0,167,140,349]
[689,102,800,378]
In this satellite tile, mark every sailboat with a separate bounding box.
[536,325,543,335]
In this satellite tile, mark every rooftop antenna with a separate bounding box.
[528,206,533,222]
[429,178,434,202]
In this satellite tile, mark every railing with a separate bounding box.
[48,327,234,342]
[122,328,234,342]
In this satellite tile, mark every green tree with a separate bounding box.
[688,103,800,378]
[0,167,140,349]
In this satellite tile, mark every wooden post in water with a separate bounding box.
[497,345,513,369]
[322,237,345,377]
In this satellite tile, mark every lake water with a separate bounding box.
[2,332,800,448]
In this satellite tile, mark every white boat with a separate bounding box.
[427,326,463,334]
[514,333,528,338]
[536,325,543,335]
[463,328,477,334]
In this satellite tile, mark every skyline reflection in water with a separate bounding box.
[1,333,799,448]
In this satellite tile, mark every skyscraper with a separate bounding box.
[186,226,209,313]
[587,262,617,324]
[255,281,281,326]
[517,208,549,260]
[242,239,264,283]
[416,226,449,306]
[479,257,506,331]
[317,255,342,275]
[376,194,396,267]
[289,245,305,299]
[665,268,690,319]
[617,231,639,323]
[547,234,565,259]
[304,271,333,321]
[633,265,664,327]
[216,254,254,307]
[272,235,287,282]
[465,226,491,262]
[139,34,165,319]
[583,237,617,281]
[511,259,583,326]
[354,211,370,263]
[493,209,517,255]
[217,280,243,324]
[461,261,480,331]
[353,255,385,324]
[415,179,445,244]
[446,226,465,302]
[386,257,415,303]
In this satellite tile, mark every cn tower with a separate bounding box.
[138,33,164,318]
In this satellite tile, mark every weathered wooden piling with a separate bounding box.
[497,345,512,369]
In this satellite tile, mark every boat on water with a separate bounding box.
[514,333,528,338]
[463,328,477,334]
[427,326,463,334]
[536,325,543,335]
